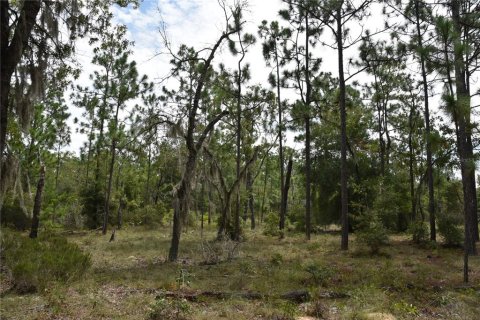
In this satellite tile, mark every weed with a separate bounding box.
[392,300,419,316]
[148,296,191,320]
[304,263,334,286]
[175,269,193,288]
[270,253,284,266]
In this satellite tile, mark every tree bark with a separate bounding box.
[276,41,286,231]
[280,156,293,236]
[451,0,477,256]
[29,165,45,239]
[408,94,416,222]
[304,13,312,241]
[337,5,349,250]
[246,169,255,230]
[103,102,120,235]
[414,0,436,241]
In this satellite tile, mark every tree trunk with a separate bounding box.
[29,165,45,239]
[117,197,125,230]
[451,0,477,256]
[408,95,416,222]
[234,39,245,241]
[169,156,195,261]
[145,145,152,205]
[200,182,205,237]
[414,0,436,241]
[53,144,61,223]
[261,157,269,224]
[280,156,293,236]
[304,14,312,241]
[246,169,255,230]
[337,6,349,250]
[276,42,286,232]
[103,102,120,235]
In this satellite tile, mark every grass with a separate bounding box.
[1,225,479,319]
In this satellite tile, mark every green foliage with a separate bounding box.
[408,221,429,244]
[79,184,104,229]
[0,229,91,293]
[123,203,168,227]
[149,297,192,320]
[438,214,463,247]
[356,212,389,254]
[263,211,280,236]
[175,269,193,288]
[270,252,284,266]
[278,301,297,320]
[392,300,419,316]
[303,263,334,286]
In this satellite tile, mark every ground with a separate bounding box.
[1,225,479,319]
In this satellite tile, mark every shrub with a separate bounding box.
[356,214,389,254]
[124,203,167,228]
[438,215,463,247]
[304,263,334,286]
[79,185,104,229]
[0,202,31,230]
[200,238,240,264]
[408,221,429,244]
[263,211,280,236]
[0,229,91,293]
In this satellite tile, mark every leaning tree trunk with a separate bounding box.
[29,165,45,239]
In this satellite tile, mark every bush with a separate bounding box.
[79,185,104,229]
[408,221,429,244]
[304,263,334,286]
[123,203,167,228]
[356,214,389,254]
[438,215,463,247]
[0,202,31,230]
[263,211,280,236]
[0,229,91,293]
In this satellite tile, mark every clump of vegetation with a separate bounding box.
[408,221,429,244]
[148,297,192,320]
[0,229,91,293]
[356,213,389,254]
[124,203,168,227]
[270,252,284,266]
[200,238,240,264]
[79,185,105,229]
[263,211,280,236]
[0,202,31,230]
[303,263,334,286]
[438,214,463,247]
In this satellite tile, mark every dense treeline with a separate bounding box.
[0,0,479,283]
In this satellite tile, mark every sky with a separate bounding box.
[68,0,372,152]
[67,0,479,155]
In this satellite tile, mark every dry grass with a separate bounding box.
[1,225,479,319]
